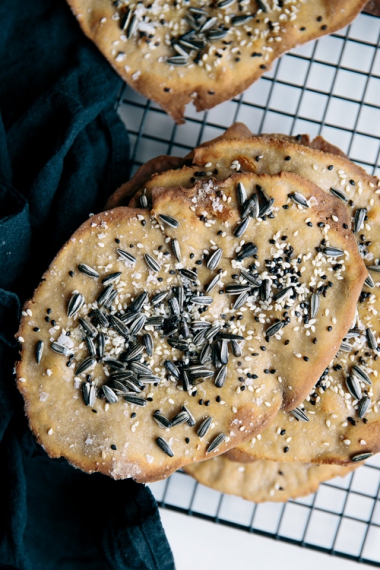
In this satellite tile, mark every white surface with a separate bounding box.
[160,509,375,570]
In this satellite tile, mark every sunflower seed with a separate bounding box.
[204,325,222,341]
[153,411,172,429]
[104,358,126,371]
[345,375,362,400]
[190,295,213,306]
[200,344,212,364]
[352,365,372,386]
[85,336,96,357]
[97,285,114,307]
[143,333,153,357]
[207,248,222,270]
[206,433,226,453]
[199,16,218,32]
[366,328,377,350]
[144,254,160,272]
[180,405,195,427]
[225,284,251,295]
[241,198,257,220]
[168,297,180,316]
[197,416,213,437]
[124,395,147,407]
[217,332,245,341]
[232,14,254,25]
[351,452,373,462]
[78,264,100,278]
[109,371,135,381]
[233,291,249,310]
[109,315,130,337]
[102,272,122,285]
[358,396,370,419]
[109,380,130,395]
[192,321,212,331]
[353,208,367,233]
[368,265,380,273]
[171,238,182,262]
[234,217,250,238]
[138,375,161,384]
[218,0,235,6]
[344,329,360,339]
[205,273,221,293]
[130,314,147,335]
[139,194,149,208]
[117,248,136,264]
[180,319,190,339]
[215,365,227,388]
[91,309,109,328]
[67,293,84,317]
[310,293,320,319]
[182,370,191,391]
[79,317,98,338]
[126,14,138,38]
[51,342,70,356]
[102,385,118,404]
[290,192,309,208]
[273,286,293,303]
[231,340,241,357]
[323,246,344,257]
[330,187,348,202]
[103,289,117,309]
[145,316,165,327]
[130,292,149,312]
[235,242,257,262]
[266,321,284,338]
[259,198,274,218]
[171,411,189,427]
[257,0,269,11]
[179,38,205,50]
[82,381,95,407]
[36,340,44,363]
[124,344,145,361]
[220,340,229,365]
[178,268,198,281]
[130,361,152,375]
[260,278,271,301]
[240,270,261,287]
[291,407,309,422]
[235,181,247,205]
[159,213,180,228]
[124,378,143,393]
[97,332,105,358]
[185,14,200,31]
[120,8,132,30]
[193,329,207,346]
[156,436,174,456]
[365,274,375,288]
[76,357,96,375]
[119,311,140,326]
[339,342,352,353]
[167,338,189,351]
[164,360,180,379]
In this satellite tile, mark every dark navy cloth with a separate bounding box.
[0,1,174,569]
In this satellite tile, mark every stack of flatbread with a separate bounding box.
[16,122,380,502]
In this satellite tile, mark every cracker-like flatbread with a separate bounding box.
[184,454,357,503]
[195,136,380,465]
[16,169,365,482]
[66,0,366,123]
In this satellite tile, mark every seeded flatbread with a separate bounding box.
[16,169,365,482]
[194,136,380,465]
[66,0,366,123]
[184,454,357,502]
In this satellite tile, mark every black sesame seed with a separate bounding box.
[69,271,74,277]
[131,412,137,418]
[284,446,289,453]
[284,340,290,345]
[328,326,332,331]
[111,444,117,450]
[284,156,291,161]
[45,317,50,323]
[313,338,318,344]
[199,399,204,405]
[303,356,309,362]
[185,437,190,444]
[280,429,286,435]
[115,238,120,244]
[33,327,40,332]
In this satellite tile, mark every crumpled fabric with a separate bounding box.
[0,1,174,568]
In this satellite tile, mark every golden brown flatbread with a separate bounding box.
[184,454,357,502]
[66,0,366,123]
[16,169,365,482]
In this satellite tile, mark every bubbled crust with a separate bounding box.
[184,455,357,503]
[66,0,366,123]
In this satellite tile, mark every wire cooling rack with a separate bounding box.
[116,11,380,567]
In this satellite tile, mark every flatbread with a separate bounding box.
[16,170,365,482]
[194,136,380,465]
[184,454,357,503]
[66,0,366,123]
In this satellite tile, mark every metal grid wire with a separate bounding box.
[116,11,380,566]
